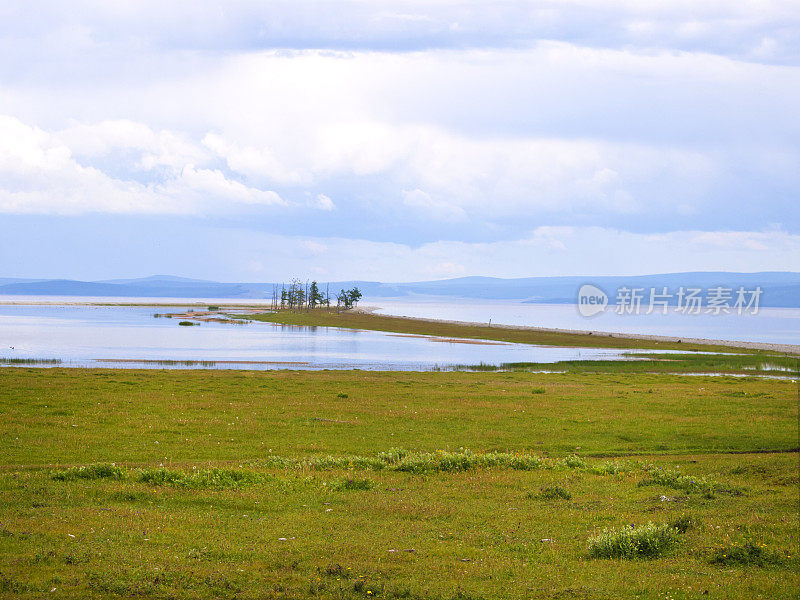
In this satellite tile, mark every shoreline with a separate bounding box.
[1,299,798,355]
[0,300,272,308]
[355,306,800,355]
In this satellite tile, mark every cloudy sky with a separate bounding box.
[1,0,798,282]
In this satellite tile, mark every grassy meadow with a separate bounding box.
[1,364,798,599]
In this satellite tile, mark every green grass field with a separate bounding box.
[1,365,798,599]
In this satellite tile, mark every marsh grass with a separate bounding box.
[453,362,499,371]
[453,353,799,376]
[0,357,61,365]
[178,321,198,326]
[588,522,681,559]
[146,359,217,366]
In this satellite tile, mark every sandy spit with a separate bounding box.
[353,306,800,356]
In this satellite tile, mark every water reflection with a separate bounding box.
[0,304,669,371]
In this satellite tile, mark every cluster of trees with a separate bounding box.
[270,280,362,312]
[337,287,362,309]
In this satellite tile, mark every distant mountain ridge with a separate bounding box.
[0,272,799,307]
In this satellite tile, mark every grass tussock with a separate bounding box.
[588,522,680,559]
[393,450,546,474]
[261,449,641,477]
[533,485,572,500]
[670,514,694,534]
[52,464,125,481]
[50,452,721,500]
[329,477,374,491]
[588,460,634,475]
[710,542,784,568]
[260,448,549,473]
[638,467,718,498]
[137,467,266,489]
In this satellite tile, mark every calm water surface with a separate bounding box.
[0,303,664,370]
[370,298,800,345]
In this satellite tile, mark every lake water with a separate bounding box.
[370,298,800,345]
[0,303,667,371]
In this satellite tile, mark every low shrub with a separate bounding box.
[587,460,633,475]
[255,449,704,485]
[638,468,717,498]
[378,447,409,465]
[393,450,544,474]
[295,455,385,471]
[562,454,587,469]
[588,522,680,559]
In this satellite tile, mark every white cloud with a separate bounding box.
[169,165,285,206]
[0,115,286,215]
[0,115,70,175]
[0,22,797,279]
[202,133,306,185]
[1,0,797,67]
[58,119,207,170]
[313,193,335,211]
[0,108,731,221]
[401,189,466,222]
[195,225,800,281]
[689,231,771,251]
[0,115,177,214]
